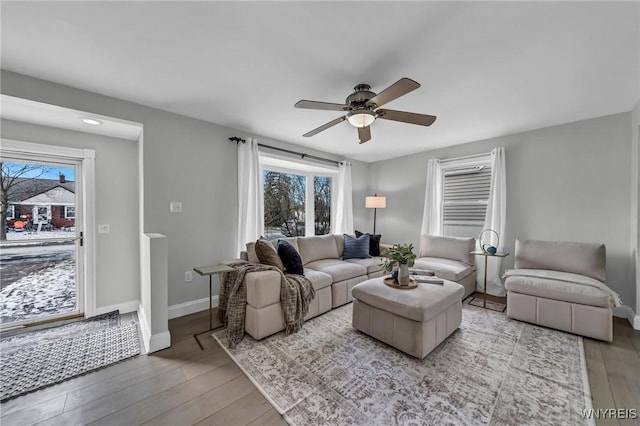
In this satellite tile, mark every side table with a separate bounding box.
[470,251,509,312]
[193,264,235,350]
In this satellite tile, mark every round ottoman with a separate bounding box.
[351,277,464,359]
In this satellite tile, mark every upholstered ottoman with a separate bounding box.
[351,277,464,359]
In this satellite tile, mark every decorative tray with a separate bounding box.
[383,277,418,290]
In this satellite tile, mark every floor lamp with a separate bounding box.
[365,194,386,234]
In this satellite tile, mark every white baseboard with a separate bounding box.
[148,331,171,353]
[94,299,140,316]
[613,305,638,329]
[168,296,219,320]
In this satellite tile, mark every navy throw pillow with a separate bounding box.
[355,230,382,257]
[343,234,371,259]
[277,240,304,275]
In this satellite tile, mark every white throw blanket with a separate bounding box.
[503,268,622,307]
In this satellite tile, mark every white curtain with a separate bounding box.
[420,159,443,236]
[476,147,507,296]
[333,161,353,234]
[236,137,264,255]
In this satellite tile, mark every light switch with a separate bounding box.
[169,201,182,213]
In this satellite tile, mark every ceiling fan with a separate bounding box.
[294,77,436,144]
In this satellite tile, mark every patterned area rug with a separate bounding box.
[214,304,593,426]
[0,311,140,401]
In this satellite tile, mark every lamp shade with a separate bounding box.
[365,195,386,209]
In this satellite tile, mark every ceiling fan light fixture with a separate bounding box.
[347,111,375,128]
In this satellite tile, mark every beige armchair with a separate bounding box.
[413,234,477,298]
[504,239,616,342]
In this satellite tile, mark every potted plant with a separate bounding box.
[380,243,417,285]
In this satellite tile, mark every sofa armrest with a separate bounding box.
[379,243,393,253]
[246,270,281,308]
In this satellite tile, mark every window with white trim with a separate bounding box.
[441,154,492,238]
[260,154,337,239]
[64,206,75,219]
[6,205,15,220]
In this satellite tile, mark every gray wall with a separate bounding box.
[369,113,635,311]
[0,119,140,307]
[0,70,367,309]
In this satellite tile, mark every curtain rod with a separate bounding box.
[439,151,492,164]
[229,137,341,166]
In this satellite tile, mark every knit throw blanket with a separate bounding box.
[218,262,316,348]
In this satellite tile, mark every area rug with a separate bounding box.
[213,304,594,426]
[0,311,140,401]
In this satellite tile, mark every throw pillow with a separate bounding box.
[277,240,304,275]
[343,233,371,259]
[255,239,284,271]
[355,230,382,256]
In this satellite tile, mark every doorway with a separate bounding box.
[1,141,94,329]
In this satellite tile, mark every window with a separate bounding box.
[6,205,15,220]
[64,206,75,219]
[260,154,336,239]
[441,154,492,238]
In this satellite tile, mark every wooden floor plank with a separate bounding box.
[0,394,67,426]
[90,360,240,426]
[36,369,187,426]
[246,408,288,426]
[194,389,272,426]
[143,375,256,426]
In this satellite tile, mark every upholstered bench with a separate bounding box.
[351,277,464,359]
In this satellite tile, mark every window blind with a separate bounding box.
[443,164,492,225]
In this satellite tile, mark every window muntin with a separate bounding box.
[65,206,75,219]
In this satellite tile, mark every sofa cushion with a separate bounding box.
[355,230,382,256]
[344,257,385,275]
[504,273,611,308]
[414,257,475,282]
[343,234,371,259]
[514,239,606,283]
[303,269,333,291]
[306,259,367,282]
[297,234,340,264]
[419,234,476,266]
[255,239,284,271]
[277,240,304,275]
[245,242,260,263]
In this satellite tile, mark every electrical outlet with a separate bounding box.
[184,271,193,282]
[169,201,182,213]
[98,224,110,234]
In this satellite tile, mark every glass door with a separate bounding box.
[0,157,83,328]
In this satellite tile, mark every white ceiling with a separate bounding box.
[1,1,638,163]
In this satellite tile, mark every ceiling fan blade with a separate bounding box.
[295,100,350,111]
[376,109,437,126]
[367,78,420,108]
[358,126,371,144]
[303,116,347,137]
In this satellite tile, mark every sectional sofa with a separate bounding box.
[241,234,386,340]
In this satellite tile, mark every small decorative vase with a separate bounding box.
[398,264,410,286]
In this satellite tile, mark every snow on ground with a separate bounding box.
[5,229,75,242]
[0,259,76,323]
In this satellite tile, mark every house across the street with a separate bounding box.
[5,174,75,231]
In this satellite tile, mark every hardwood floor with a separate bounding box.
[1,305,638,426]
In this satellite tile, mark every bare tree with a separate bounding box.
[1,162,49,240]
[314,176,331,235]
